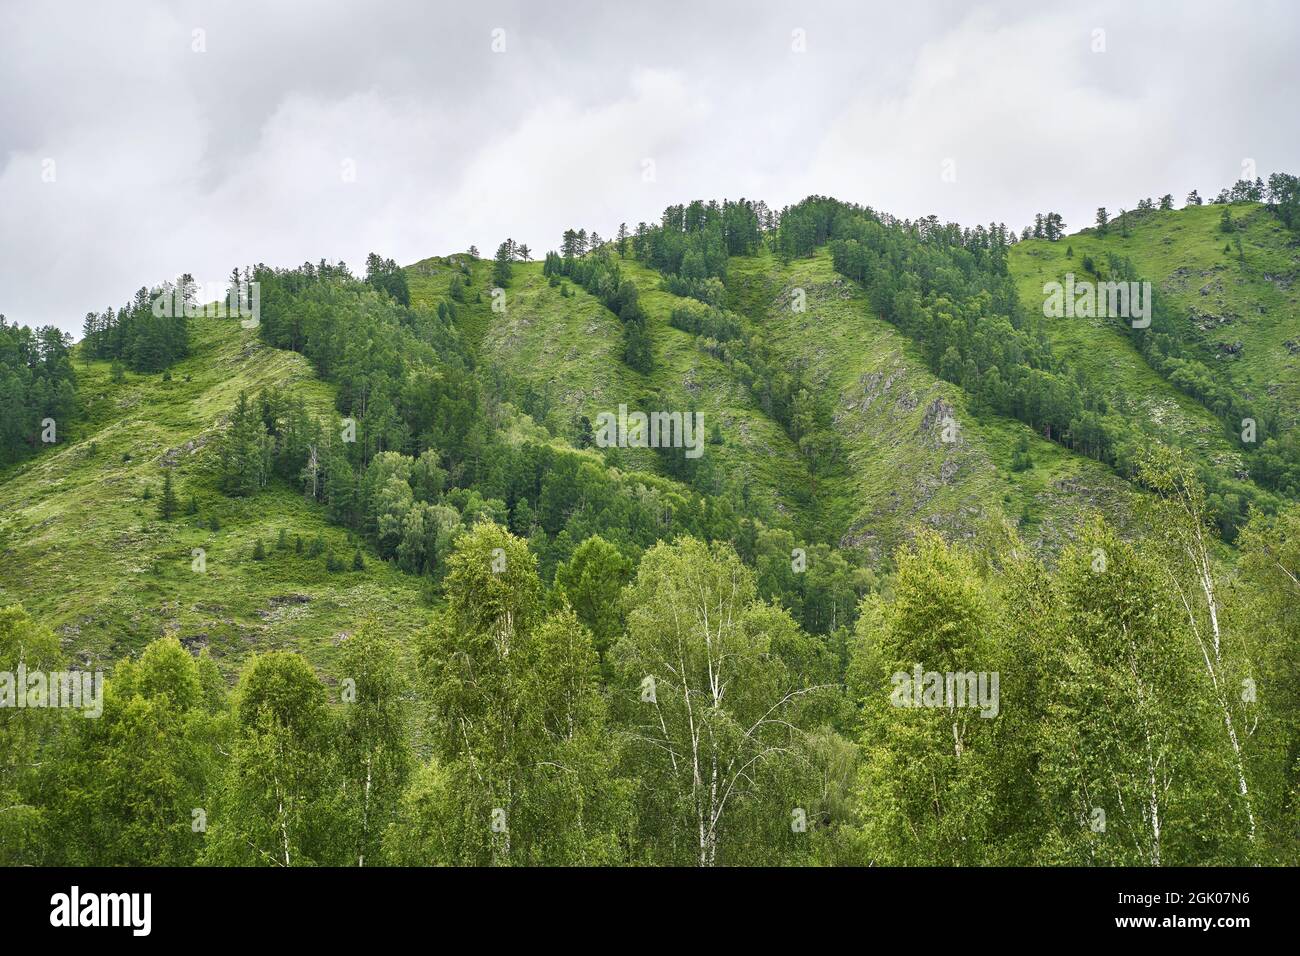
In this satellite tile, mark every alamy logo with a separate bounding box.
[50,886,151,936]
[1043,273,1151,328]
[594,404,704,459]
[890,665,1000,718]
[0,665,103,718]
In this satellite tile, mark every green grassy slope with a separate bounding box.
[10,201,1281,674]
[408,253,819,531]
[616,257,818,528]
[0,317,428,676]
[1011,201,1300,456]
[726,249,1138,559]
[413,245,1153,560]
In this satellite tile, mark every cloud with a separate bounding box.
[1,0,1297,334]
[436,69,712,252]
[799,1,1300,231]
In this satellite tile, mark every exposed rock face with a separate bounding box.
[1188,307,1236,331]
[181,633,209,653]
[918,397,957,447]
[158,433,213,466]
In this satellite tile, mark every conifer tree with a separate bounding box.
[159,470,178,520]
[492,241,513,288]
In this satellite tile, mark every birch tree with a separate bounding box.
[613,536,830,866]
[1237,504,1300,861]
[1038,520,1235,865]
[844,531,1005,865]
[46,637,225,866]
[0,606,63,865]
[201,653,338,866]
[417,523,630,865]
[336,623,411,866]
[1140,452,1258,849]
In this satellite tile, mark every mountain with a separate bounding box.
[2,189,1298,868]
[6,197,1300,663]
[0,316,427,674]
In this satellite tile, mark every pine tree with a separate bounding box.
[492,241,513,288]
[159,471,177,520]
[217,390,271,496]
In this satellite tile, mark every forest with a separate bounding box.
[3,475,1297,865]
[2,182,1299,867]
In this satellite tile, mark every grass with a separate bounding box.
[727,248,1138,559]
[1011,202,1300,450]
[404,244,1151,560]
[11,200,1278,676]
[0,317,428,680]
[409,252,818,532]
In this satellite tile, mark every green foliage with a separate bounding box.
[159,470,178,520]
[0,317,77,465]
[545,247,653,373]
[365,253,411,306]
[45,638,226,866]
[335,623,410,865]
[0,605,63,865]
[492,241,513,288]
[844,531,1005,865]
[412,523,631,864]
[80,279,189,372]
[6,182,1300,869]
[216,390,273,496]
[201,652,337,865]
[552,534,629,659]
[613,536,833,865]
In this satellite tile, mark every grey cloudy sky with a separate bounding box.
[2,0,1298,335]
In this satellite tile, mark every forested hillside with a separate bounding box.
[2,181,1299,867]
